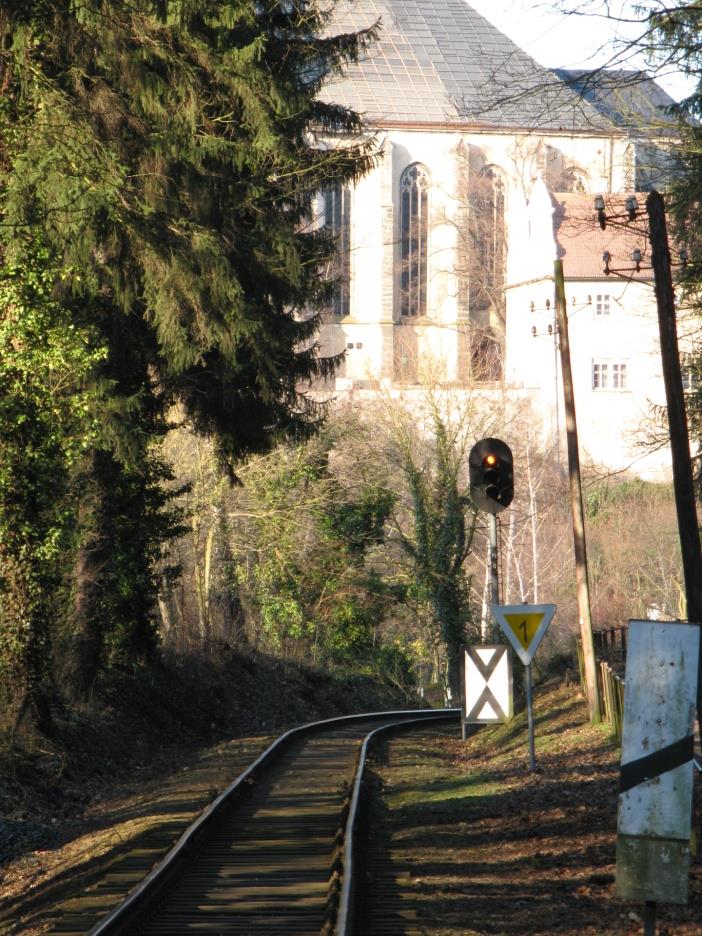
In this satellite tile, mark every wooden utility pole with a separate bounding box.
[554,260,601,723]
[646,191,702,727]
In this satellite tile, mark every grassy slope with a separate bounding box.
[365,679,701,936]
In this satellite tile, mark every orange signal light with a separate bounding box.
[484,454,498,466]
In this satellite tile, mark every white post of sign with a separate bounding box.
[616,619,700,922]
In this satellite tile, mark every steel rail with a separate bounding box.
[88,707,456,935]
[334,712,459,936]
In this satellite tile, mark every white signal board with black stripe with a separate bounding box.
[615,619,700,905]
[464,645,512,724]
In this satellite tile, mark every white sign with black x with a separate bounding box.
[464,645,513,724]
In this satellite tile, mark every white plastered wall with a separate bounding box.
[505,276,673,479]
[324,124,674,478]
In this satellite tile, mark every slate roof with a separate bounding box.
[553,69,678,134]
[320,0,613,130]
[552,193,652,281]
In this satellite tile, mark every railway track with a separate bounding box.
[52,709,458,935]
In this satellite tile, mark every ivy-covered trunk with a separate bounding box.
[67,450,111,702]
[401,417,474,704]
[433,582,467,703]
[67,447,184,700]
[0,249,105,732]
[0,555,55,736]
[434,453,472,704]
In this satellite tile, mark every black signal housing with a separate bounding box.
[469,438,514,514]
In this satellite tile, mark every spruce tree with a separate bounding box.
[1,0,375,457]
[0,1,376,704]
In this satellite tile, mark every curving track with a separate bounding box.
[66,710,458,935]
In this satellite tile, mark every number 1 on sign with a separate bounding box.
[492,603,556,666]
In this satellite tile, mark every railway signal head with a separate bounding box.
[469,438,514,514]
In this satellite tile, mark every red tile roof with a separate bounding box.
[552,192,653,281]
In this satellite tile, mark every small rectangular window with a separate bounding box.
[593,360,627,390]
[681,357,700,392]
[592,362,608,389]
[612,362,627,389]
[682,370,699,391]
[595,294,610,316]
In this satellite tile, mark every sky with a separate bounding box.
[467,0,696,101]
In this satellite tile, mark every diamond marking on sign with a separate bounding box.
[464,645,512,724]
[475,647,495,666]
[492,604,556,665]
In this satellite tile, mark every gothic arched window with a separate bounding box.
[468,166,506,318]
[400,163,429,318]
[322,183,351,317]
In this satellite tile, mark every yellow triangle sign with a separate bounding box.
[503,613,544,650]
[492,604,557,665]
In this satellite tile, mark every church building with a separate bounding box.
[314,0,680,478]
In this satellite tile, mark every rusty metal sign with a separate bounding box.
[615,619,700,905]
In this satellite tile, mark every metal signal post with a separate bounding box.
[488,516,499,641]
[469,438,514,640]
